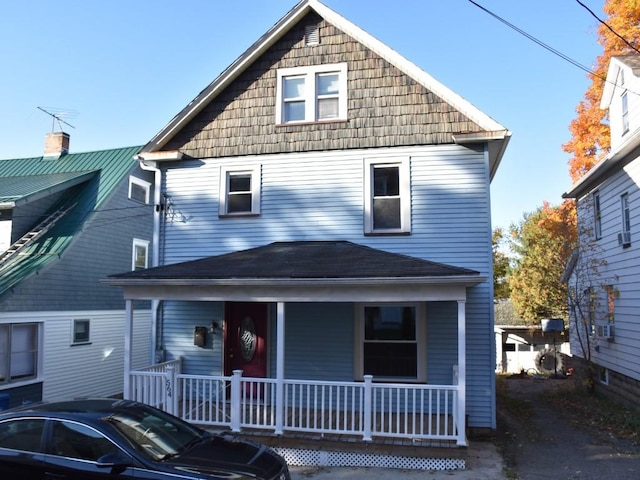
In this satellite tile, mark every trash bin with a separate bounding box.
[0,393,9,411]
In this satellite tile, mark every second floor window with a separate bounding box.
[129,176,151,204]
[593,191,602,239]
[219,166,261,217]
[622,91,629,135]
[276,64,347,124]
[621,193,630,234]
[364,158,411,234]
[132,239,149,271]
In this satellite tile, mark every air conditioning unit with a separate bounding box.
[618,231,631,247]
[597,324,614,340]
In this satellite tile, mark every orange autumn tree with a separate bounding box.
[564,0,640,182]
[508,201,577,322]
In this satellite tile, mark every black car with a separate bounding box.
[0,398,290,479]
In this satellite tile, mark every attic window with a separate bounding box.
[276,63,347,124]
[305,24,319,45]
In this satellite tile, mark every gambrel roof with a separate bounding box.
[141,0,510,178]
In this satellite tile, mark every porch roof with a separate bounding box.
[105,241,484,302]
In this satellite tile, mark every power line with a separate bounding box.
[466,0,640,97]
[466,0,596,76]
[574,0,640,55]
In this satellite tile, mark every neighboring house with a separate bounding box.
[105,0,510,468]
[563,55,640,406]
[0,133,153,407]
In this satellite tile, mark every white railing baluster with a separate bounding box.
[128,365,460,442]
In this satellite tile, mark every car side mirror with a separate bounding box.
[96,453,132,474]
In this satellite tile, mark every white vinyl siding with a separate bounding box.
[572,158,640,383]
[0,310,152,402]
[608,65,640,150]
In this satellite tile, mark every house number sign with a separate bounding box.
[240,316,256,361]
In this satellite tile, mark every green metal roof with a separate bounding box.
[0,144,143,297]
[0,171,97,207]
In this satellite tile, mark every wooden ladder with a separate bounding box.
[0,203,76,266]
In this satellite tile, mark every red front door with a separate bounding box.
[224,302,268,379]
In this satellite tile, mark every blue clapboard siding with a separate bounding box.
[159,143,495,428]
[162,301,224,375]
[275,303,354,381]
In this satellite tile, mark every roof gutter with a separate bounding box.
[563,127,640,198]
[102,274,486,288]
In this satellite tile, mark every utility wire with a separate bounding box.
[466,0,640,97]
[466,0,596,76]
[574,0,640,55]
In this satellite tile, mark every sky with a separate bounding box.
[0,0,605,232]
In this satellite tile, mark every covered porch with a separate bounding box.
[106,241,484,455]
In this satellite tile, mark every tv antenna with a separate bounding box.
[37,106,77,131]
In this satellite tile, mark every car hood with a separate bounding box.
[168,433,285,478]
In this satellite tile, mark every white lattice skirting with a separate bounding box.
[273,447,466,471]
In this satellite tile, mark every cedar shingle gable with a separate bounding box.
[165,13,484,158]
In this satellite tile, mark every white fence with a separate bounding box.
[129,361,462,444]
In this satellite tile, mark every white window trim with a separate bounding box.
[363,157,411,235]
[128,176,151,204]
[71,319,91,346]
[219,165,261,217]
[354,302,426,383]
[593,191,602,240]
[276,63,348,124]
[132,238,149,271]
[621,193,630,234]
[621,90,630,135]
[0,322,41,385]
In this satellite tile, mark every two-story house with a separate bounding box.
[0,133,153,407]
[105,0,511,469]
[563,55,640,405]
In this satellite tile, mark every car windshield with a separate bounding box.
[104,405,205,461]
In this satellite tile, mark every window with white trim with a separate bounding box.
[132,238,149,271]
[276,63,347,124]
[593,191,602,239]
[622,91,629,135]
[355,304,425,382]
[219,166,261,216]
[0,323,39,384]
[364,157,411,234]
[621,193,631,235]
[72,319,90,345]
[129,176,151,204]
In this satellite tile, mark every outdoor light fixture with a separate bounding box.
[209,321,221,335]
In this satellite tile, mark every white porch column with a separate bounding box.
[457,300,467,446]
[124,299,133,399]
[275,302,285,435]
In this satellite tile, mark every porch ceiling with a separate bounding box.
[104,241,485,302]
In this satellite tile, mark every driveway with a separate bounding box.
[291,375,640,479]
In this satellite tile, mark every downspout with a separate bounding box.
[136,156,163,365]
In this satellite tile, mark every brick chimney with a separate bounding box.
[44,132,70,157]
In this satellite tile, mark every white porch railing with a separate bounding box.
[129,361,463,445]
